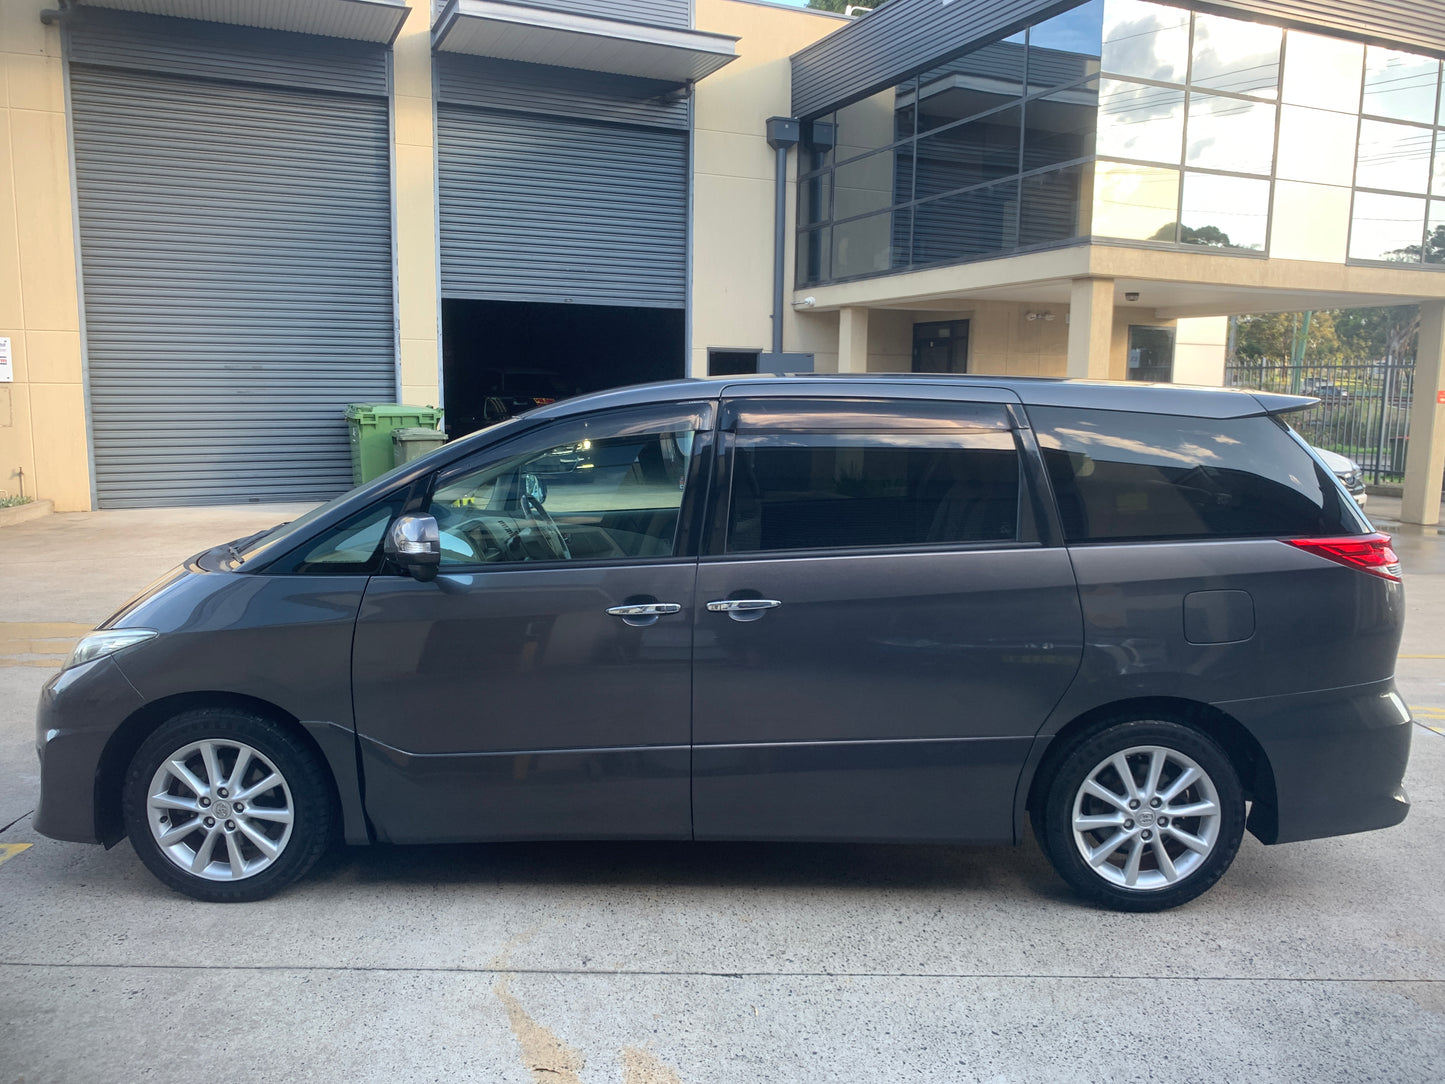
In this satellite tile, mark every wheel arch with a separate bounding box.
[94,691,364,848]
[1020,696,1279,842]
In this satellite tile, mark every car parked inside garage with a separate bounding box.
[35,376,1411,910]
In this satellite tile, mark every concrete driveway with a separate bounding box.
[1,502,1442,1083]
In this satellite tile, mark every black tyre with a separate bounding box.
[121,708,335,903]
[1033,720,1246,912]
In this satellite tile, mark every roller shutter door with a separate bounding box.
[70,62,395,507]
[438,106,688,308]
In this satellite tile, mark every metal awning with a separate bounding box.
[75,0,410,44]
[433,0,738,86]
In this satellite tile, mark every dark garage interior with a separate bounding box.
[441,299,686,438]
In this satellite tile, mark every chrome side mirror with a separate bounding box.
[385,514,440,582]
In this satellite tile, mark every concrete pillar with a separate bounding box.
[1067,277,1114,379]
[393,1,442,406]
[1401,300,1445,525]
[838,306,870,373]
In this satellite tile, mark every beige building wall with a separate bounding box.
[392,0,442,408]
[1172,316,1229,386]
[691,0,843,375]
[1,0,90,510]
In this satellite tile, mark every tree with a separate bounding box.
[1334,305,1420,363]
[807,0,887,12]
[1232,310,1345,363]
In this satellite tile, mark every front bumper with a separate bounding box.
[34,656,146,845]
[1220,678,1411,845]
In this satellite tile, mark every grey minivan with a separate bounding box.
[35,376,1412,911]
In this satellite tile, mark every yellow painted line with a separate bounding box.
[0,843,32,866]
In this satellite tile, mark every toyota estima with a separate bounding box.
[36,377,1412,911]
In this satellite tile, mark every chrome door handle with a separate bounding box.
[706,599,783,612]
[606,603,682,617]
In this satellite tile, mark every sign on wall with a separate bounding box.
[0,338,11,383]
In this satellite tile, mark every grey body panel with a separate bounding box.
[437,105,689,306]
[790,0,1445,120]
[691,547,1083,843]
[351,563,697,842]
[68,19,394,507]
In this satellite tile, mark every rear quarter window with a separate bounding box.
[1029,407,1364,542]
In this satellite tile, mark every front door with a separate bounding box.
[691,393,1083,843]
[913,320,970,373]
[351,402,713,843]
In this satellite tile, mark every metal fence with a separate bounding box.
[1223,359,1415,483]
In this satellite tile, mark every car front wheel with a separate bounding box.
[121,708,335,902]
[1034,720,1246,912]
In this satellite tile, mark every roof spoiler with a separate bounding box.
[1252,392,1318,415]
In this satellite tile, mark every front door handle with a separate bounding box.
[606,603,683,617]
[706,598,783,623]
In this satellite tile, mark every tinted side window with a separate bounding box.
[727,432,1021,553]
[1031,407,1361,542]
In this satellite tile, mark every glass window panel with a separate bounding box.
[1126,326,1174,382]
[1023,79,1098,171]
[726,432,1022,554]
[799,170,832,226]
[803,114,836,171]
[1179,172,1269,251]
[1027,0,1103,90]
[835,86,910,165]
[1349,191,1426,262]
[832,210,898,278]
[912,179,1020,264]
[1097,79,1185,163]
[916,42,1027,134]
[1092,160,1180,240]
[834,149,905,219]
[1355,119,1432,193]
[1190,13,1280,97]
[796,226,830,286]
[1281,31,1363,114]
[1276,105,1357,186]
[1362,47,1439,124]
[1020,163,1091,247]
[915,106,1021,200]
[1101,0,1190,83]
[1184,93,1275,175]
[1426,201,1445,264]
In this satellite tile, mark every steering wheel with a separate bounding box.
[523,494,571,560]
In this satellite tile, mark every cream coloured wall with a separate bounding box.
[0,0,90,510]
[691,0,844,375]
[392,0,442,407]
[1172,316,1228,386]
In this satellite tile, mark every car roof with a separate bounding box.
[519,374,1314,423]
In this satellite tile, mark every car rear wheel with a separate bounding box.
[122,708,334,902]
[1034,720,1245,912]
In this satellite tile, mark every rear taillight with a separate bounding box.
[1285,533,1402,581]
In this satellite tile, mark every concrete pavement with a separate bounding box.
[0,504,1441,1083]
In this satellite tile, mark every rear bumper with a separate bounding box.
[34,657,145,845]
[1219,678,1411,845]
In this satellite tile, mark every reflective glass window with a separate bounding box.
[1190,13,1280,97]
[1125,325,1174,382]
[1101,0,1190,83]
[916,44,1026,135]
[796,227,830,286]
[1275,105,1357,186]
[726,431,1022,554]
[834,149,903,220]
[1435,133,1445,196]
[1028,0,1103,90]
[1184,93,1275,175]
[832,211,898,278]
[1092,160,1180,240]
[1349,191,1426,262]
[913,179,1020,264]
[1355,119,1433,193]
[915,107,1022,200]
[1179,172,1269,251]
[799,171,831,226]
[1020,164,1090,247]
[1426,201,1445,264]
[1097,79,1185,163]
[1362,47,1439,124]
[1022,80,1098,171]
[835,87,909,165]
[803,114,836,171]
[1281,31,1362,114]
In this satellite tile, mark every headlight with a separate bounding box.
[65,629,158,670]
